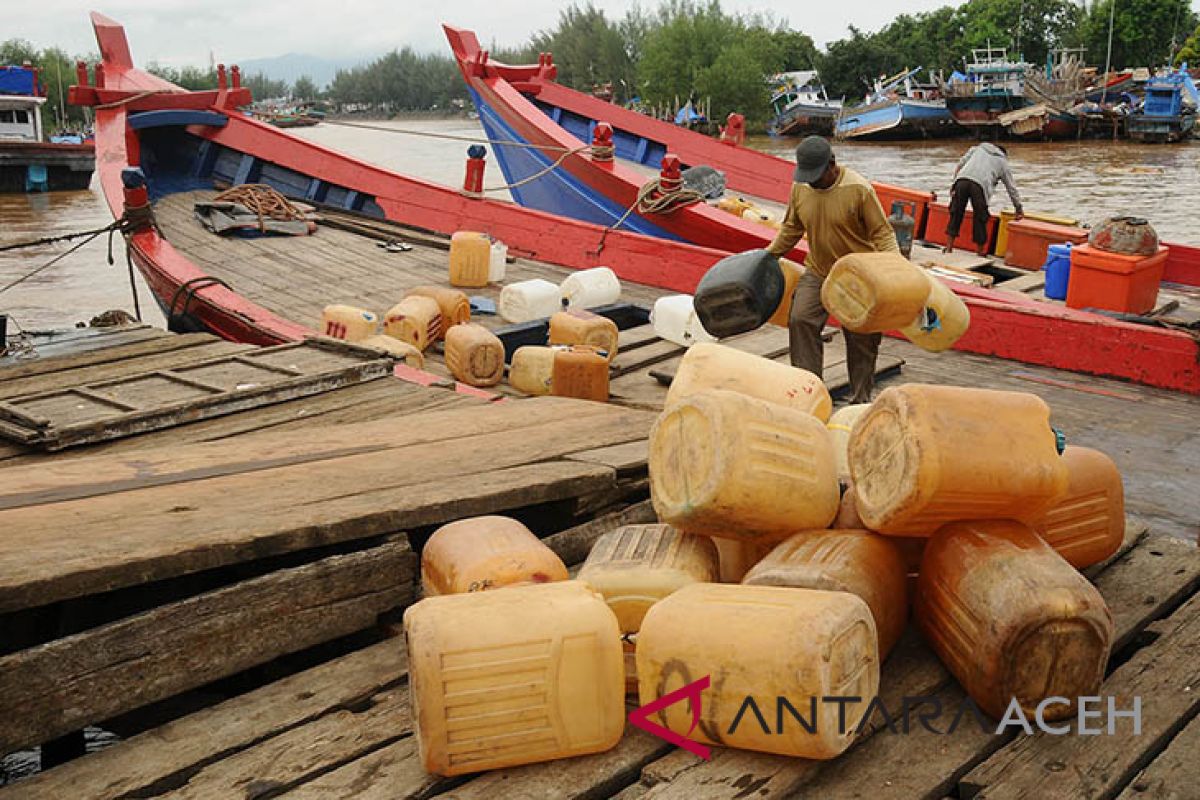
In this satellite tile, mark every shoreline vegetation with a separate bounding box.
[3,0,1198,132]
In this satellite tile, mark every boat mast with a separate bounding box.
[1101,0,1117,105]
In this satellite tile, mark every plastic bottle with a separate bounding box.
[359,335,425,368]
[384,295,442,352]
[743,529,908,657]
[551,346,610,402]
[449,231,492,288]
[1032,445,1125,568]
[650,389,840,540]
[827,403,873,481]
[716,196,754,217]
[560,267,621,309]
[578,524,719,633]
[899,275,970,353]
[549,309,619,362]
[444,323,505,387]
[693,250,785,339]
[650,295,717,347]
[820,252,932,333]
[848,384,1069,535]
[405,286,471,338]
[405,581,624,775]
[320,305,378,342]
[420,515,568,596]
[509,346,556,396]
[667,341,832,421]
[915,519,1114,720]
[637,583,879,759]
[499,278,562,323]
[488,239,508,282]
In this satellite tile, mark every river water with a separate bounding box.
[1,118,1196,333]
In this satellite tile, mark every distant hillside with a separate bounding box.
[235,53,372,90]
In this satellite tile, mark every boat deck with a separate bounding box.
[1,324,1198,798]
[152,191,904,406]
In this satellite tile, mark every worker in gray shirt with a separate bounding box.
[944,143,1024,255]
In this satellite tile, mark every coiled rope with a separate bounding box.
[212,183,310,231]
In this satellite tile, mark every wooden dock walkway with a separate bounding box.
[2,320,1198,798]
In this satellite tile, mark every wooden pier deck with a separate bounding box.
[1,316,1198,797]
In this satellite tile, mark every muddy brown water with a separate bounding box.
[1,118,1196,334]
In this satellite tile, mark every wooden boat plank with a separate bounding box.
[0,537,414,755]
[566,440,649,476]
[959,590,1200,799]
[1113,713,1200,800]
[0,639,408,800]
[0,408,641,611]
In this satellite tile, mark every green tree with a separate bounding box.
[292,74,320,101]
[145,63,218,90]
[1,38,94,127]
[1080,0,1197,69]
[528,3,636,96]
[1177,23,1200,66]
[242,72,289,102]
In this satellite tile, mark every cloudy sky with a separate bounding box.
[15,1,956,67]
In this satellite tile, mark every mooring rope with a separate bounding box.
[594,176,705,255]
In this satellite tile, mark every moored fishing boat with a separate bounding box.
[0,65,94,192]
[942,48,1033,133]
[834,68,957,140]
[443,24,1200,393]
[1126,67,1198,143]
[768,71,841,136]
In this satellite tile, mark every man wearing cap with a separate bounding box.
[766,135,899,404]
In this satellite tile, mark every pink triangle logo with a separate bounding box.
[628,675,713,760]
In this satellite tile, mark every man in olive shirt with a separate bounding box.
[767,136,899,404]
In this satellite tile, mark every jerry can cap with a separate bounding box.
[1053,427,1067,455]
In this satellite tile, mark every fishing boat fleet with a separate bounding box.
[784,48,1198,142]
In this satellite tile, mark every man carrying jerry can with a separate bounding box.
[766,136,899,404]
[944,142,1024,255]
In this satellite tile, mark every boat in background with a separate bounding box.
[768,71,841,136]
[943,48,1033,134]
[1126,67,1198,143]
[0,65,94,192]
[834,68,957,140]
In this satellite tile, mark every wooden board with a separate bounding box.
[0,338,396,450]
[0,538,414,754]
[0,397,651,612]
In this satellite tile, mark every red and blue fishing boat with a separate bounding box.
[444,25,1200,394]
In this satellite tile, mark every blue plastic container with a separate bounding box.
[1044,244,1073,300]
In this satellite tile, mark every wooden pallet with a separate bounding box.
[5,523,1195,800]
[0,337,396,450]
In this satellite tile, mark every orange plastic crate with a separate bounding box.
[1003,219,1089,269]
[1066,244,1168,315]
[923,202,999,253]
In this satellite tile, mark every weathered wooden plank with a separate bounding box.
[1115,713,1200,800]
[1090,533,1200,652]
[541,500,658,566]
[0,329,205,386]
[566,440,649,476]
[0,457,616,614]
[959,591,1200,799]
[0,338,246,401]
[0,538,415,754]
[441,730,671,800]
[0,641,407,800]
[161,688,411,800]
[277,737,446,800]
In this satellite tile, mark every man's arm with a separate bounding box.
[862,188,900,253]
[1000,163,1023,216]
[767,186,805,256]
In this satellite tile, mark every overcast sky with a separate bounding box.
[13,1,962,67]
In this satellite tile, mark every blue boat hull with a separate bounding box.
[835,98,958,140]
[471,88,680,240]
